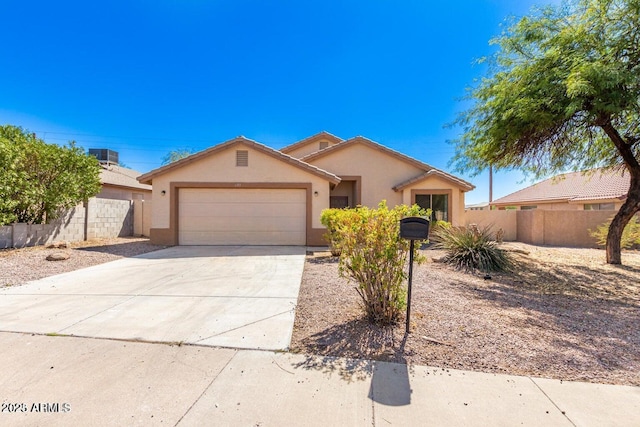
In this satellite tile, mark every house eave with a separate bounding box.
[138,136,341,186]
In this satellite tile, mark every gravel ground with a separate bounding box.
[3,239,638,386]
[0,237,166,287]
[291,243,640,386]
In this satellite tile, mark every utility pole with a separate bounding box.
[489,165,493,206]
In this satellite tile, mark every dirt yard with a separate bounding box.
[290,243,640,386]
[0,237,166,287]
[3,239,638,386]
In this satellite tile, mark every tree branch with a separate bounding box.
[598,115,640,172]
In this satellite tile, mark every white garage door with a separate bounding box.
[178,188,306,245]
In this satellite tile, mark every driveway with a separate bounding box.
[0,246,306,350]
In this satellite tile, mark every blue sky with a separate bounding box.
[1,0,558,204]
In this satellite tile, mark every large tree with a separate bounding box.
[0,125,101,225]
[161,148,195,165]
[452,0,640,264]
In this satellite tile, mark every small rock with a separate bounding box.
[46,252,70,261]
[47,241,69,249]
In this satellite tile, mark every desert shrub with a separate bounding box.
[431,224,513,273]
[429,220,451,237]
[328,201,429,325]
[320,208,348,256]
[589,216,640,249]
[433,220,451,229]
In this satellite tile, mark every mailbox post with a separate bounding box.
[399,217,430,334]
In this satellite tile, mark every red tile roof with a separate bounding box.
[491,168,630,206]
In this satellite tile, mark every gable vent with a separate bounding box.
[319,141,329,150]
[236,150,249,167]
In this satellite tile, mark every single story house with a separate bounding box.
[89,148,152,201]
[138,132,474,246]
[99,165,152,201]
[491,168,630,211]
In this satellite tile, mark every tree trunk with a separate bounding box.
[606,176,640,264]
[599,118,640,264]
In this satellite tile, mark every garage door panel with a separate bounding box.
[178,188,306,245]
[180,202,305,218]
[179,231,306,246]
[180,188,305,204]
[182,215,306,231]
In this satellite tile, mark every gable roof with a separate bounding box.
[301,136,475,191]
[279,131,343,155]
[492,168,630,206]
[137,136,341,185]
[393,170,475,192]
[101,165,151,191]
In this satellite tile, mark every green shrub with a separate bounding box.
[320,208,348,256]
[431,224,513,273]
[429,220,451,237]
[589,216,640,249]
[326,201,429,325]
[433,220,451,229]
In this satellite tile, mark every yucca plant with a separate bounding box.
[431,224,512,273]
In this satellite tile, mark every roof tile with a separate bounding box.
[492,168,629,205]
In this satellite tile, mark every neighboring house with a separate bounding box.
[99,165,152,201]
[491,168,630,211]
[137,132,474,246]
[466,202,490,211]
[90,148,152,201]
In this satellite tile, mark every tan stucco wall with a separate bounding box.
[516,210,545,245]
[541,210,613,247]
[495,202,580,210]
[133,199,152,237]
[572,201,623,211]
[464,210,517,241]
[400,175,467,226]
[150,143,331,230]
[496,201,623,211]
[307,143,423,208]
[464,209,615,247]
[537,202,580,210]
[286,139,341,159]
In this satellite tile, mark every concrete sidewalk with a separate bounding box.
[1,333,637,426]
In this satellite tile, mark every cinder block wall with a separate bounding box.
[86,198,133,239]
[0,226,13,248]
[1,198,134,248]
[8,206,86,248]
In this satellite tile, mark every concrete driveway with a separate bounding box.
[0,246,306,350]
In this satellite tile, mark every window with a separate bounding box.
[319,141,329,150]
[520,205,537,210]
[236,150,248,167]
[415,193,449,222]
[584,203,615,210]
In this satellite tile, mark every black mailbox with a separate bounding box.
[399,216,430,240]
